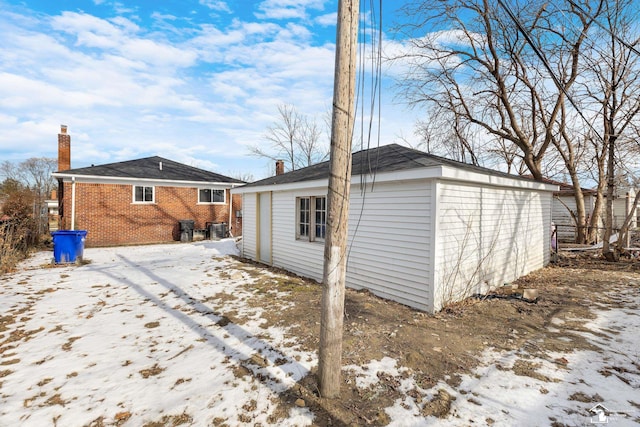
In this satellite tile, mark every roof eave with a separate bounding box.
[233,165,559,194]
[52,172,244,188]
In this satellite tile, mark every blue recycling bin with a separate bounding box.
[52,230,88,263]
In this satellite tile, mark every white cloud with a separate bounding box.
[123,38,197,68]
[51,12,197,68]
[150,12,177,22]
[52,11,130,38]
[0,1,419,179]
[315,12,336,27]
[112,2,137,15]
[199,0,231,13]
[255,0,326,20]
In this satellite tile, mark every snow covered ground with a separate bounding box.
[1,241,316,426]
[1,242,639,426]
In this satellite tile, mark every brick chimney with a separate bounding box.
[275,160,284,176]
[58,125,71,171]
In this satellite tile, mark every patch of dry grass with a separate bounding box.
[139,364,165,379]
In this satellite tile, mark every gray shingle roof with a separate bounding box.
[243,143,535,187]
[56,156,244,184]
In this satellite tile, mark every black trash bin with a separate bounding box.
[179,220,195,242]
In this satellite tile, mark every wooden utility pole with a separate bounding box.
[603,126,618,261]
[318,0,360,398]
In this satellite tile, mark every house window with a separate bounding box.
[298,197,310,238]
[199,188,225,204]
[315,196,326,239]
[133,185,154,203]
[296,196,326,242]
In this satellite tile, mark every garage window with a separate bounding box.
[296,196,326,242]
[133,185,154,203]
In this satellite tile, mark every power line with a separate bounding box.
[566,0,640,58]
[496,0,603,143]
[347,0,383,266]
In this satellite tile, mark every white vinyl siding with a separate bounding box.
[611,191,637,229]
[272,190,325,281]
[268,181,433,311]
[241,194,257,260]
[433,181,552,312]
[345,180,432,311]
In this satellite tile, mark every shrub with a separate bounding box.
[0,221,30,273]
[1,189,39,273]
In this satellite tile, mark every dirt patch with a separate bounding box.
[61,336,81,351]
[569,392,603,403]
[142,411,193,427]
[421,389,455,418]
[139,364,165,379]
[512,359,558,383]
[42,393,67,407]
[114,411,132,425]
[224,252,640,425]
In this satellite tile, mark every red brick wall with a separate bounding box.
[60,182,240,247]
[230,193,243,237]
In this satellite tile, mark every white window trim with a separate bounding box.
[198,188,226,204]
[296,195,326,242]
[132,185,155,204]
[296,197,310,240]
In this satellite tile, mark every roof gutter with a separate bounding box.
[51,172,244,188]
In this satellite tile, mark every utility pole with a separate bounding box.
[318,0,360,398]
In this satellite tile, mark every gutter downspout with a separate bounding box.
[71,177,76,230]
[228,184,236,237]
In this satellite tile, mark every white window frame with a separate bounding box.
[296,195,326,242]
[297,197,310,239]
[133,185,154,203]
[198,188,226,204]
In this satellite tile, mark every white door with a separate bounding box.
[258,192,271,264]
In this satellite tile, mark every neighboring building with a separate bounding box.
[612,186,638,230]
[45,189,59,232]
[51,126,244,247]
[551,180,638,243]
[233,144,557,313]
[550,180,598,243]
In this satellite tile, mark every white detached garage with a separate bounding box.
[233,144,557,313]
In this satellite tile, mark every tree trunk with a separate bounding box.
[587,177,606,244]
[567,168,588,244]
[318,0,359,399]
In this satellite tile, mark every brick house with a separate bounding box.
[51,126,244,247]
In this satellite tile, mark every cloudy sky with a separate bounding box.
[0,0,420,181]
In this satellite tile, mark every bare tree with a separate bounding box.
[414,105,481,165]
[226,170,254,183]
[0,157,57,233]
[297,116,329,167]
[576,0,640,259]
[249,104,329,172]
[392,0,604,243]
